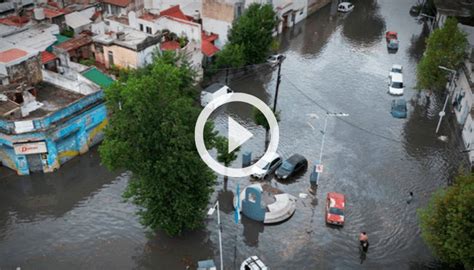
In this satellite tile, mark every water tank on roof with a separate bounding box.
[34,7,45,20]
[193,10,201,21]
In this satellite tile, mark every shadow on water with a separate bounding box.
[341,0,386,47]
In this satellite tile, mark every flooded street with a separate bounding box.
[0,0,469,269]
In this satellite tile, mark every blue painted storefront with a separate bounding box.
[0,91,107,175]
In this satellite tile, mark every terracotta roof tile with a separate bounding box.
[160,5,188,21]
[0,48,28,63]
[44,8,65,19]
[161,41,180,51]
[41,51,57,64]
[0,16,29,27]
[55,34,92,51]
[202,40,219,57]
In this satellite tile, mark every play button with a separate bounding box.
[195,93,279,177]
[228,117,253,153]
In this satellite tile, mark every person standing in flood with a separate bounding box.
[359,232,369,252]
[407,192,414,204]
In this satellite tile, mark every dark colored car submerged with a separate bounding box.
[391,99,407,118]
[275,154,308,180]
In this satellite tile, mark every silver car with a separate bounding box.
[250,153,282,180]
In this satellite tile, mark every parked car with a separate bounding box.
[387,38,399,51]
[385,31,398,42]
[325,192,345,226]
[275,154,308,180]
[240,256,268,270]
[389,64,403,78]
[250,153,282,180]
[267,54,285,65]
[391,98,407,118]
[200,83,233,109]
[337,2,354,12]
[388,73,404,95]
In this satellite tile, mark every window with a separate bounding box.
[139,24,143,31]
[146,26,152,34]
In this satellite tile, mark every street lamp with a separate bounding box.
[207,201,223,270]
[273,55,286,113]
[435,66,457,134]
[308,112,349,193]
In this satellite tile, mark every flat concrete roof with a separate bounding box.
[1,82,84,120]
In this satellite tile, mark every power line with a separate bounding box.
[283,77,403,143]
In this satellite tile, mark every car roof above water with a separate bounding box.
[286,154,306,164]
[391,73,403,82]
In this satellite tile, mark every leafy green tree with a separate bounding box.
[215,136,240,167]
[418,174,474,268]
[214,44,246,69]
[214,135,239,189]
[99,52,216,236]
[417,18,468,91]
[228,3,278,65]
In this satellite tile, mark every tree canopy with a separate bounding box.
[417,18,468,91]
[99,52,217,236]
[216,3,277,67]
[418,174,474,268]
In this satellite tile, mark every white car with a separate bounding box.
[250,153,282,180]
[200,83,233,109]
[389,64,403,78]
[338,2,354,12]
[267,54,285,65]
[388,73,404,95]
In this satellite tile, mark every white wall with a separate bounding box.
[202,17,230,48]
[157,16,201,41]
[137,44,160,67]
[42,70,100,95]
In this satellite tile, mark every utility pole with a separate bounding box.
[207,201,223,270]
[273,56,286,113]
[435,66,456,134]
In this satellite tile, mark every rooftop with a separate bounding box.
[0,15,30,27]
[93,27,160,51]
[0,82,84,120]
[65,11,92,29]
[44,8,65,19]
[160,5,188,21]
[0,49,28,63]
[161,40,180,51]
[101,0,131,8]
[81,67,114,89]
[41,51,57,64]
[2,23,59,52]
[55,34,92,51]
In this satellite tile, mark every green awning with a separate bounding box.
[82,67,114,89]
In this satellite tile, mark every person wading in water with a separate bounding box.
[359,232,369,252]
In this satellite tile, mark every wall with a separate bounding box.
[0,102,107,175]
[103,44,139,68]
[158,16,201,42]
[202,17,230,47]
[307,0,331,15]
[6,55,43,85]
[202,0,235,23]
[42,69,100,95]
[137,43,160,67]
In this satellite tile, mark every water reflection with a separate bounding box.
[407,22,430,62]
[341,0,386,47]
[0,148,116,221]
[134,229,214,269]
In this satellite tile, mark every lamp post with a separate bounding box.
[435,66,457,134]
[308,112,349,193]
[273,55,286,113]
[207,201,223,270]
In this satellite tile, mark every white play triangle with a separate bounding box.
[228,116,253,153]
